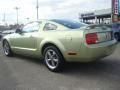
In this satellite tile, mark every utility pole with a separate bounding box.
[36,0,39,20]
[14,7,20,24]
[2,12,6,24]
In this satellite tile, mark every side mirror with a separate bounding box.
[15,29,22,34]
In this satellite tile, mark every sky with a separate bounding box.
[0,0,111,24]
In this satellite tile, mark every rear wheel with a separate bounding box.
[114,33,120,41]
[3,40,13,56]
[43,46,65,72]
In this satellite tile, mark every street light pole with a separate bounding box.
[36,0,39,20]
[15,7,20,24]
[3,12,6,24]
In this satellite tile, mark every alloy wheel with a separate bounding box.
[3,41,10,55]
[45,49,59,70]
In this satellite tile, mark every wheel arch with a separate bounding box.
[41,43,61,55]
[2,39,9,47]
[2,36,11,45]
[39,39,66,60]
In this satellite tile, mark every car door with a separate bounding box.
[10,22,41,53]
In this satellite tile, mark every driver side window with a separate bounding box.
[22,22,41,33]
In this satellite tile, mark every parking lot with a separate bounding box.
[0,42,120,90]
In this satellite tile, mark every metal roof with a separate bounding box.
[80,8,111,18]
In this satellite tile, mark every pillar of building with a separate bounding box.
[101,18,104,23]
[98,18,100,24]
[95,16,97,23]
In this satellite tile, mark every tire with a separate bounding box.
[43,46,65,72]
[3,40,13,56]
[114,33,120,41]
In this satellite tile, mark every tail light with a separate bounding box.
[86,33,98,44]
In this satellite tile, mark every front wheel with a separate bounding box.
[3,40,13,56]
[43,46,65,72]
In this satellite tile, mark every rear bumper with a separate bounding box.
[65,40,117,62]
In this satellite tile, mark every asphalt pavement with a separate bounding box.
[0,42,120,90]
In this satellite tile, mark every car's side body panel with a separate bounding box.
[2,20,117,62]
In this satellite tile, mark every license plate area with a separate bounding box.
[97,32,112,42]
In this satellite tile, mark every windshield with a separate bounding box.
[51,19,87,29]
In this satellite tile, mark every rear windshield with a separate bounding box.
[51,19,87,29]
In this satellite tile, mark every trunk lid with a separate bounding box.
[84,24,113,44]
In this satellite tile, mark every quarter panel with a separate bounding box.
[38,38,67,57]
[37,30,84,61]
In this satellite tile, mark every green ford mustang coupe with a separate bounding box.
[2,19,117,72]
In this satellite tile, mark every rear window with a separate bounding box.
[51,19,87,29]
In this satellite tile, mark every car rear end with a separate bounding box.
[112,23,120,41]
[66,24,117,62]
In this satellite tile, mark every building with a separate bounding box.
[79,8,111,24]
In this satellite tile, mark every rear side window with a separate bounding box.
[51,19,87,29]
[44,23,57,30]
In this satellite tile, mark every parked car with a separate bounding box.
[2,19,117,72]
[112,22,120,41]
[2,30,15,36]
[0,30,15,40]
